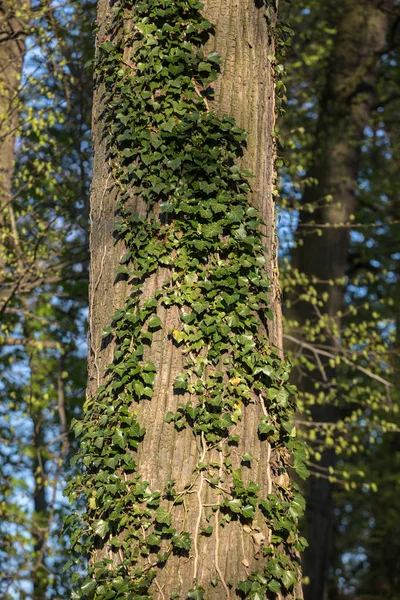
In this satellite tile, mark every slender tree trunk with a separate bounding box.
[32,419,49,600]
[286,2,392,599]
[87,1,302,598]
[0,0,29,270]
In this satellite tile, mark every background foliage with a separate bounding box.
[0,0,94,597]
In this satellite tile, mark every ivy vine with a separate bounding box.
[65,1,307,598]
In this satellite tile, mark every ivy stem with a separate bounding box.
[193,431,207,582]
[215,450,230,598]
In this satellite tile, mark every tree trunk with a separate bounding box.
[84,1,303,598]
[0,0,28,271]
[286,2,391,599]
[32,419,49,600]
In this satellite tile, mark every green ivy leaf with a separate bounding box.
[227,498,242,513]
[147,534,161,546]
[81,579,96,595]
[112,429,126,449]
[258,417,275,436]
[174,374,188,391]
[242,504,255,519]
[282,570,297,589]
[294,459,310,480]
[92,520,109,539]
[187,587,204,600]
[155,506,171,525]
[268,580,281,593]
[148,316,162,329]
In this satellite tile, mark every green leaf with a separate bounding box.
[155,506,171,525]
[207,51,221,64]
[148,316,162,329]
[242,504,255,519]
[276,389,289,406]
[187,587,204,600]
[202,223,222,238]
[268,580,281,593]
[294,459,310,480]
[166,157,182,169]
[282,570,297,589]
[258,417,275,436]
[237,580,252,594]
[62,559,73,573]
[289,493,306,519]
[72,419,84,438]
[147,534,161,546]
[201,525,213,536]
[81,579,96,595]
[92,519,109,539]
[143,361,157,372]
[172,531,191,550]
[241,452,253,463]
[165,412,175,423]
[112,429,126,449]
[227,498,242,513]
[174,374,188,391]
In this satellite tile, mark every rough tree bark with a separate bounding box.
[287,2,392,599]
[87,0,302,598]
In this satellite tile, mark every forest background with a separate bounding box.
[0,0,399,599]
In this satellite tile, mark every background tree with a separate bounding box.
[278,0,400,598]
[0,0,94,597]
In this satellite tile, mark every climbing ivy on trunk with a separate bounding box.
[66,1,306,598]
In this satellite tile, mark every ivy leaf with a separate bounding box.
[174,374,188,391]
[112,429,126,449]
[165,412,175,424]
[202,223,222,238]
[294,459,310,480]
[155,506,171,525]
[72,419,83,438]
[241,452,253,463]
[258,417,275,436]
[237,580,252,594]
[92,520,109,539]
[289,493,306,519]
[241,504,255,519]
[143,361,157,372]
[62,559,73,573]
[276,389,289,407]
[172,532,191,550]
[282,570,297,589]
[219,413,234,429]
[166,157,182,169]
[187,588,204,600]
[227,498,242,513]
[201,525,213,536]
[147,534,161,546]
[81,579,96,595]
[268,580,281,593]
[207,50,221,64]
[148,316,162,329]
